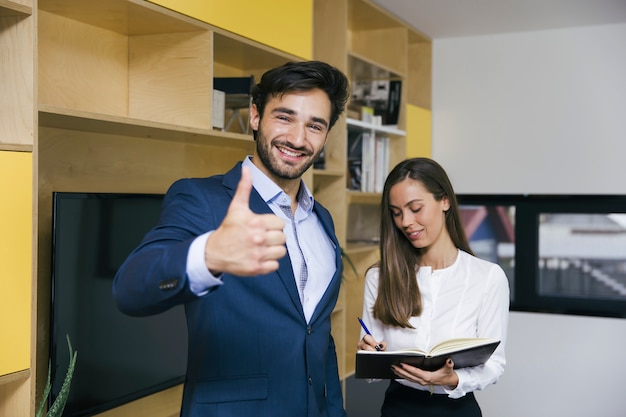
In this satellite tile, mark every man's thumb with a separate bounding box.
[230,166,253,210]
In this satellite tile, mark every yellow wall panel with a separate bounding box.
[148,0,313,59]
[406,104,431,158]
[0,151,32,375]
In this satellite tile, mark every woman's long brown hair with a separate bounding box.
[371,158,474,328]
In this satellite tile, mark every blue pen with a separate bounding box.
[358,317,382,351]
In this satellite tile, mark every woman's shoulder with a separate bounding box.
[364,264,381,286]
[364,264,380,279]
[458,250,506,276]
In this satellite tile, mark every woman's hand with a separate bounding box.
[358,334,387,352]
[391,358,459,390]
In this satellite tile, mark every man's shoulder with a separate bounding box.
[168,163,241,193]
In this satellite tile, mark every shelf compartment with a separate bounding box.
[348,52,403,85]
[213,30,297,79]
[347,0,408,77]
[38,0,213,131]
[1,3,34,147]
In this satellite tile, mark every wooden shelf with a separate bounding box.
[347,118,406,137]
[0,369,29,386]
[0,144,33,152]
[344,242,378,255]
[39,105,255,149]
[347,190,381,205]
[0,0,32,15]
[313,168,345,178]
[38,0,204,35]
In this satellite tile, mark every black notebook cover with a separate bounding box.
[355,340,500,379]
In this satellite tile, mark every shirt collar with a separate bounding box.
[242,156,314,212]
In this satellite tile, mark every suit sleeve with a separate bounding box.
[112,178,224,316]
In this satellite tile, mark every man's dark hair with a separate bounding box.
[250,60,350,134]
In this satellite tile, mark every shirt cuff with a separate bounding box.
[187,231,223,296]
[445,369,469,399]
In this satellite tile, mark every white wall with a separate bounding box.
[433,23,626,417]
[476,312,626,417]
[433,23,626,194]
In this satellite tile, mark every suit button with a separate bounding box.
[308,377,313,385]
[307,326,312,335]
[159,279,179,290]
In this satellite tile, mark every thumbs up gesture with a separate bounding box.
[204,167,287,276]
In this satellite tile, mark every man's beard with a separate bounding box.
[255,127,322,180]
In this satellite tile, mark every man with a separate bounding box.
[113,61,350,417]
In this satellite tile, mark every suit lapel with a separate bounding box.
[309,204,343,324]
[223,163,305,318]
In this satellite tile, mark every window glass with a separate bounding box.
[538,213,626,301]
[460,204,516,301]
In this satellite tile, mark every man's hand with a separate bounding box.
[204,167,287,276]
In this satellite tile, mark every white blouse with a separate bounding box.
[360,249,510,399]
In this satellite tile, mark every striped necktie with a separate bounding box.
[279,204,308,301]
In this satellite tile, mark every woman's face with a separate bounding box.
[388,178,450,249]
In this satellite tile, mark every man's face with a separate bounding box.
[250,88,331,182]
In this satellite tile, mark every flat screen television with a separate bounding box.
[49,192,188,416]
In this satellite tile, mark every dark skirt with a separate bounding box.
[380,380,482,417]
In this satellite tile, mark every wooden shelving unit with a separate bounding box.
[313,0,432,378]
[0,1,34,416]
[36,1,307,414]
[1,0,430,414]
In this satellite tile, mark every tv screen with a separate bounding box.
[49,192,187,416]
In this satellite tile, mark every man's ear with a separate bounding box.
[249,103,260,131]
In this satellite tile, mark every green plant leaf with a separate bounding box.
[45,335,77,417]
[35,362,52,417]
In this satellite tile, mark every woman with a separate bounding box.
[358,157,509,417]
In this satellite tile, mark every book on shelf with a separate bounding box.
[355,338,500,379]
[353,79,402,126]
[374,135,389,193]
[347,129,390,193]
[361,131,375,193]
[360,105,376,124]
[383,80,402,126]
[347,130,363,191]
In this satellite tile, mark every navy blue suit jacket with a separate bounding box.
[113,162,346,417]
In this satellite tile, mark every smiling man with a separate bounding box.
[113,61,350,417]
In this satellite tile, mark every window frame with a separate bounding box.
[456,194,626,319]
